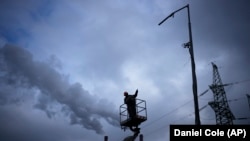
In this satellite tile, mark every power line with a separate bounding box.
[141,98,192,129]
[141,89,210,129]
[142,89,210,129]
[227,97,246,103]
[142,88,247,130]
[141,79,250,133]
[143,104,209,137]
[142,94,249,138]
[235,117,250,120]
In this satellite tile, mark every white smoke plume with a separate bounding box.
[0,44,119,134]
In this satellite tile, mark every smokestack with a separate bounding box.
[139,134,143,141]
[104,136,108,141]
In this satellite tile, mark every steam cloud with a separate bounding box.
[0,44,119,134]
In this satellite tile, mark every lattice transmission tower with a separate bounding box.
[208,62,235,125]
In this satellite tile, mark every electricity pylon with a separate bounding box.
[208,62,235,125]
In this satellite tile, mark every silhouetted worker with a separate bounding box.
[123,89,141,135]
[124,89,138,118]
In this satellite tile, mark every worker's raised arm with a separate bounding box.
[134,89,138,97]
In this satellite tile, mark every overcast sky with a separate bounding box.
[0,0,250,141]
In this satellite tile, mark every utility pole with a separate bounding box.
[158,4,201,125]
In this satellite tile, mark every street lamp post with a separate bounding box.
[158,4,201,125]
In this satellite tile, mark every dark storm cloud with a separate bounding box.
[1,0,250,140]
[190,0,250,63]
[192,1,250,104]
[0,44,119,134]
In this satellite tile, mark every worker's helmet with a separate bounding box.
[124,91,128,96]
